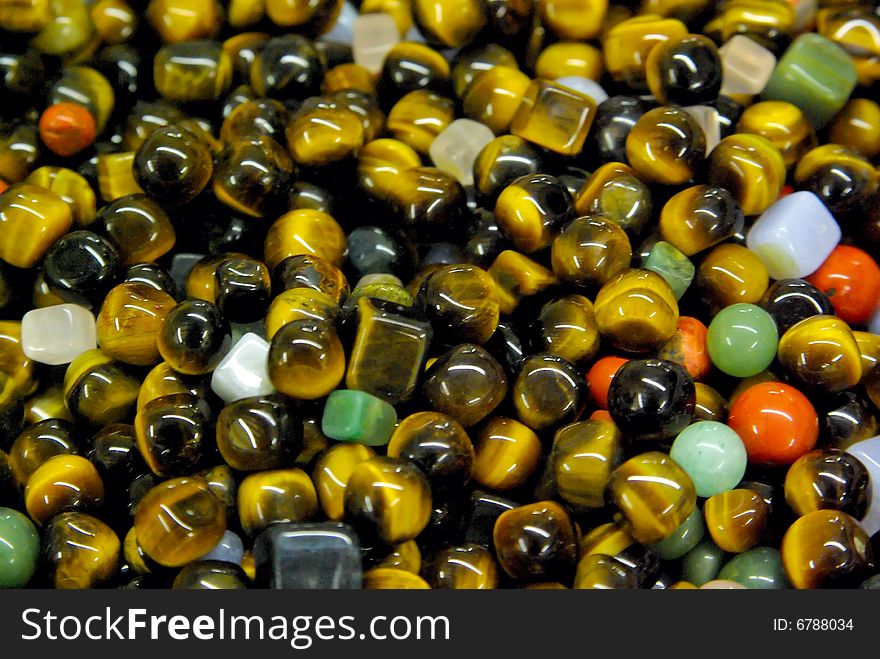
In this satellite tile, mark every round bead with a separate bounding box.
[512,353,586,432]
[96,282,177,366]
[422,543,499,589]
[416,264,499,346]
[267,319,345,400]
[704,488,769,553]
[645,34,722,106]
[594,269,679,352]
[24,455,104,525]
[313,444,376,521]
[157,300,231,375]
[777,315,862,393]
[784,449,871,519]
[625,106,705,185]
[551,418,623,511]
[39,102,96,157]
[0,507,39,588]
[217,395,302,471]
[494,174,573,254]
[670,421,747,498]
[707,303,779,378]
[551,216,632,291]
[133,125,213,206]
[237,469,318,537]
[806,245,880,326]
[760,278,834,335]
[43,512,120,589]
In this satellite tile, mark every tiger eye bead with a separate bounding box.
[794,144,878,219]
[344,456,432,545]
[494,174,573,254]
[96,282,176,367]
[264,0,339,34]
[43,512,120,589]
[551,216,632,291]
[658,185,744,257]
[603,15,688,89]
[250,34,324,100]
[531,295,600,365]
[821,391,878,450]
[268,319,345,400]
[212,257,271,324]
[64,349,141,426]
[422,543,498,589]
[8,419,79,487]
[272,254,349,304]
[574,554,640,589]
[416,265,498,346]
[784,449,871,520]
[461,67,531,135]
[135,476,225,567]
[49,66,114,133]
[216,395,300,472]
[137,362,209,412]
[173,561,249,589]
[24,455,104,525]
[42,231,122,309]
[487,251,558,316]
[238,468,318,537]
[146,0,222,43]
[288,103,366,169]
[378,41,451,107]
[736,101,815,170]
[313,444,376,520]
[213,135,293,218]
[363,567,430,589]
[512,353,586,432]
[422,345,507,428]
[133,125,213,206]
[594,269,679,353]
[0,183,73,269]
[829,98,880,159]
[157,300,230,375]
[704,488,769,553]
[626,106,705,186]
[473,136,544,205]
[412,0,486,48]
[264,210,347,271]
[781,510,875,589]
[609,451,696,544]
[646,34,722,106]
[97,194,176,266]
[96,152,144,202]
[154,40,233,103]
[511,80,597,156]
[387,90,454,155]
[388,167,468,245]
[470,417,541,492]
[551,418,623,511]
[777,316,862,393]
[220,98,289,143]
[265,289,338,341]
[493,501,577,582]
[707,133,785,216]
[760,278,834,336]
[573,163,653,241]
[25,167,96,227]
[697,244,769,311]
[88,423,145,492]
[134,393,215,477]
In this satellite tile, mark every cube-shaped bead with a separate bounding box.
[21,304,96,365]
[429,118,495,186]
[253,522,362,589]
[719,35,776,98]
[643,241,695,300]
[746,191,841,280]
[761,33,857,128]
[321,389,398,446]
[511,80,597,156]
[555,76,608,104]
[845,436,879,536]
[210,332,275,403]
[352,12,399,74]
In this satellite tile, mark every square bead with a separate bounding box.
[429,118,495,186]
[352,12,399,74]
[321,389,397,446]
[719,35,777,98]
[511,79,597,156]
[21,304,96,365]
[746,191,841,280]
[210,332,275,403]
[555,76,608,104]
[845,437,880,536]
[253,522,362,589]
[762,33,857,128]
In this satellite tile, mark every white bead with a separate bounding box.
[846,436,880,536]
[211,332,275,403]
[746,191,841,280]
[555,76,608,104]
[719,35,777,97]
[684,105,721,155]
[429,118,495,186]
[353,13,400,74]
[21,304,96,366]
[355,273,404,289]
[319,0,358,44]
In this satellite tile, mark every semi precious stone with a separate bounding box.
[643,240,694,300]
[670,421,748,498]
[707,303,778,378]
[846,436,880,536]
[718,35,776,97]
[555,76,608,104]
[429,119,495,187]
[0,507,39,588]
[21,303,96,365]
[321,389,398,446]
[200,530,245,565]
[211,332,275,403]
[352,13,399,74]
[650,508,705,560]
[718,546,789,589]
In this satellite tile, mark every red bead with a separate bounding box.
[586,356,629,409]
[658,316,710,381]
[727,382,819,467]
[39,102,97,157]
[0,179,7,194]
[807,245,880,326]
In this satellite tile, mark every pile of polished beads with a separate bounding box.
[1,0,880,590]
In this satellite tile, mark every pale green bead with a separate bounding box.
[707,303,778,378]
[0,507,40,588]
[681,538,725,586]
[718,546,789,589]
[670,421,747,498]
[650,508,704,560]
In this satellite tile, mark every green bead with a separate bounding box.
[0,507,40,588]
[762,33,857,129]
[321,389,398,446]
[681,537,725,586]
[643,240,694,300]
[707,303,778,378]
[650,508,704,560]
[718,546,789,590]
[669,421,747,498]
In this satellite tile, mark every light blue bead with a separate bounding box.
[200,530,245,565]
[319,1,358,44]
[846,435,880,537]
[670,421,748,498]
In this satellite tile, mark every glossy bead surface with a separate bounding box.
[807,245,880,327]
[625,106,705,185]
[471,417,541,492]
[646,34,721,106]
[697,244,769,311]
[64,349,141,426]
[670,421,747,498]
[268,319,345,400]
[0,507,39,588]
[511,80,597,156]
[704,488,769,553]
[658,185,743,257]
[737,101,815,170]
[24,455,104,525]
[650,508,704,561]
[96,282,176,366]
[423,344,507,428]
[422,543,498,589]
[717,547,788,590]
[594,269,679,352]
[609,451,696,544]
[238,468,318,537]
[264,209,346,271]
[551,418,622,511]
[494,174,573,254]
[135,393,214,477]
[551,216,631,292]
[760,278,834,335]
[21,304,96,366]
[512,353,586,432]
[718,34,776,97]
[777,315,862,393]
[133,125,213,206]
[493,501,577,582]
[321,389,397,447]
[157,300,230,375]
[416,265,498,346]
[707,303,778,378]
[784,449,871,519]
[313,444,376,520]
[707,134,785,216]
[43,512,120,589]
[0,184,73,269]
[211,332,274,403]
[217,395,301,471]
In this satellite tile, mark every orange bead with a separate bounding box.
[727,382,818,467]
[807,245,880,327]
[39,103,97,158]
[0,179,7,194]
[585,356,629,409]
[658,316,710,381]
[589,409,614,424]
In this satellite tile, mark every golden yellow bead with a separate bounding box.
[363,567,431,589]
[704,488,769,553]
[0,183,73,269]
[44,512,120,589]
[737,101,816,169]
[461,66,531,135]
[535,41,603,81]
[472,416,542,491]
[96,152,144,202]
[387,90,455,155]
[24,455,104,525]
[777,315,863,393]
[264,209,347,270]
[0,321,37,409]
[268,319,346,400]
[63,349,141,426]
[237,468,319,537]
[539,0,607,40]
[603,14,688,88]
[487,250,559,315]
[26,166,96,227]
[697,243,769,310]
[313,444,377,520]
[146,0,223,43]
[96,282,177,366]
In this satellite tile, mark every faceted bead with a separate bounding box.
[707,303,779,378]
[344,456,432,545]
[781,510,874,588]
[321,389,397,446]
[64,349,141,426]
[268,319,345,400]
[512,353,586,432]
[718,546,788,589]
[625,106,705,186]
[253,522,362,589]
[762,33,857,128]
[353,12,399,74]
[707,133,785,216]
[493,501,577,582]
[423,543,498,589]
[642,241,694,300]
[0,507,39,588]
[746,191,840,280]
[511,80,597,156]
[217,395,302,471]
[0,183,73,269]
[211,333,275,403]
[429,119,495,187]
[135,393,215,477]
[21,304,96,366]
[551,216,632,292]
[718,35,776,97]
[471,417,541,492]
[704,488,769,553]
[43,512,120,589]
[670,421,747,498]
[134,477,225,568]
[650,509,704,561]
[594,269,679,352]
[96,282,176,367]
[422,344,507,428]
[609,451,696,544]
[24,454,104,525]
[777,315,862,393]
[238,468,318,537]
[551,418,623,511]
